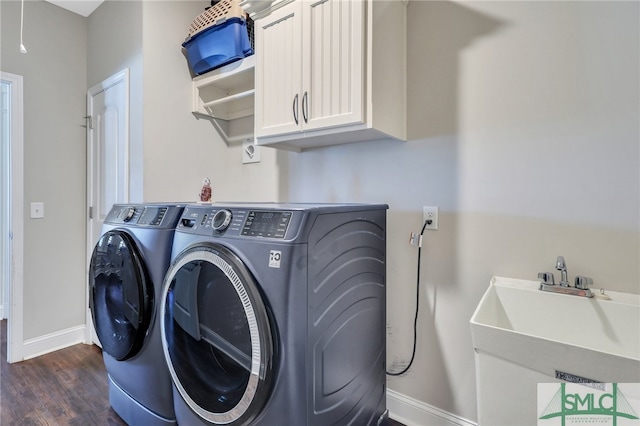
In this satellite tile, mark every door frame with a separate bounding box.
[85,69,130,343]
[1,71,25,363]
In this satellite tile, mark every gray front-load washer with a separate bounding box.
[89,203,184,425]
[160,203,388,425]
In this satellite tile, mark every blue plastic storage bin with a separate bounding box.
[183,17,253,76]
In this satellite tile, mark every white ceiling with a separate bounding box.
[44,0,105,17]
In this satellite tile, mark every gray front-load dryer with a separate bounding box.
[89,203,184,425]
[160,203,388,426]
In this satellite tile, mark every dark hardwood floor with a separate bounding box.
[1,320,127,425]
[1,320,405,425]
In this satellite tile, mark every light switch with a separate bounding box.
[30,202,44,219]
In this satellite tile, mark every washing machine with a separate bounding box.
[160,203,388,426]
[88,203,185,425]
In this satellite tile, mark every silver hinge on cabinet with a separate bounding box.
[89,206,93,219]
[83,115,93,130]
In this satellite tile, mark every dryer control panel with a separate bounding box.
[177,205,300,240]
[104,204,184,228]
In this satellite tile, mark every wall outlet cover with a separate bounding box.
[242,138,261,164]
[423,206,438,230]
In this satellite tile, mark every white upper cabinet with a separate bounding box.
[255,0,406,151]
[254,2,303,138]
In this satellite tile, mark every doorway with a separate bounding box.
[85,69,130,344]
[1,71,24,363]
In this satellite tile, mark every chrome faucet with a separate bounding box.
[538,256,593,298]
[555,256,570,287]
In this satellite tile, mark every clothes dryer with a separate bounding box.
[160,203,388,426]
[89,203,184,425]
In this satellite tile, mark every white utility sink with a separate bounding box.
[470,276,640,425]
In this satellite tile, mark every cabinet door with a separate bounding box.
[302,0,364,131]
[255,1,303,138]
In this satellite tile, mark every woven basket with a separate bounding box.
[187,0,248,40]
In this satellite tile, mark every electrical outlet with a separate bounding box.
[242,138,260,164]
[422,206,438,230]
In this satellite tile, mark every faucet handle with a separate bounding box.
[575,276,593,290]
[538,272,555,285]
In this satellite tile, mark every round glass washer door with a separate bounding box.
[88,230,153,361]
[160,243,274,425]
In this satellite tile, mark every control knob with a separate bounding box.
[212,209,232,232]
[120,207,136,222]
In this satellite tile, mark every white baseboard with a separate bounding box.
[22,325,87,360]
[387,388,477,426]
[0,305,5,320]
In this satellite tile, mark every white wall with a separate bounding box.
[88,0,144,201]
[0,0,88,341]
[281,1,639,421]
[87,0,281,205]
[140,1,282,203]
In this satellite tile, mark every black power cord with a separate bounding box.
[386,219,430,376]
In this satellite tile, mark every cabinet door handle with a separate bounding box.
[302,91,308,123]
[293,94,299,125]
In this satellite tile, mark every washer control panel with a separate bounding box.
[105,204,180,228]
[178,206,298,240]
[138,206,168,226]
[241,211,292,239]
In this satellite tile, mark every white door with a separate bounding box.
[86,69,130,344]
[255,0,364,139]
[254,1,303,138]
[302,0,364,131]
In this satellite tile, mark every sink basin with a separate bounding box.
[470,276,640,425]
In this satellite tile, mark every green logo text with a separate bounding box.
[540,383,639,425]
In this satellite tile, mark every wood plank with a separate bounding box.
[1,320,126,425]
